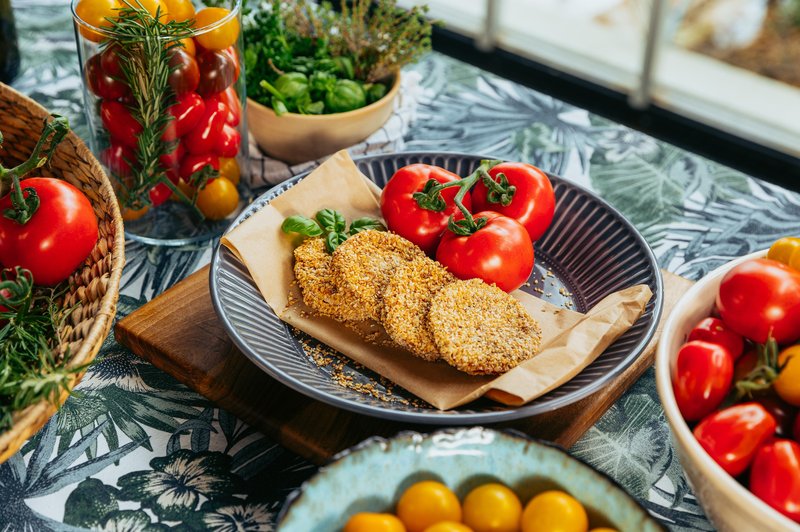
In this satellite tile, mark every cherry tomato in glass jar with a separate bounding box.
[196,177,239,220]
[687,317,745,361]
[136,0,167,21]
[168,48,199,95]
[196,49,236,96]
[101,142,135,178]
[750,440,800,523]
[183,100,227,154]
[101,101,141,149]
[218,157,239,185]
[149,183,172,207]
[163,0,195,22]
[179,153,219,181]
[194,7,240,51]
[86,54,129,100]
[215,124,240,158]
[159,141,184,170]
[207,86,240,126]
[99,43,125,77]
[472,162,555,242]
[693,402,776,476]
[672,340,733,422]
[169,92,205,137]
[436,211,533,293]
[222,46,240,82]
[75,0,120,42]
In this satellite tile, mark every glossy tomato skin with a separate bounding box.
[717,258,800,344]
[750,439,800,522]
[436,211,533,293]
[380,164,471,256]
[754,395,798,437]
[184,100,227,155]
[86,54,129,100]
[0,178,98,286]
[207,86,240,126]
[687,317,745,361]
[101,143,135,178]
[159,141,185,170]
[148,183,171,207]
[472,162,555,242]
[215,124,240,157]
[169,92,205,137]
[179,153,219,181]
[672,340,734,421]
[101,101,141,149]
[196,50,235,96]
[693,403,776,477]
[168,48,199,95]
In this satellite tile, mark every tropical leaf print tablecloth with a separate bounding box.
[5,1,800,530]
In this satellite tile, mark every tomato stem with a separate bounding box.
[734,335,784,400]
[0,115,69,224]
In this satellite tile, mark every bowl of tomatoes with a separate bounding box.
[656,244,800,531]
[276,427,662,531]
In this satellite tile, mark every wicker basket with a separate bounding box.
[0,83,125,463]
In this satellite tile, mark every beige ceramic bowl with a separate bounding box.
[246,74,401,165]
[655,249,798,531]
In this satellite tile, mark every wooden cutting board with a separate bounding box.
[115,266,691,465]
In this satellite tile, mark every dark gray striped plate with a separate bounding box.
[209,152,663,424]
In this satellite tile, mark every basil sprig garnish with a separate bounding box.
[281,208,385,252]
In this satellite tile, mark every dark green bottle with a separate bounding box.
[0,0,20,84]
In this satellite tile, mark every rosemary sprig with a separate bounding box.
[0,268,82,431]
[105,2,212,216]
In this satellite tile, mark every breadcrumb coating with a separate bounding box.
[330,230,426,320]
[382,257,455,361]
[429,279,542,375]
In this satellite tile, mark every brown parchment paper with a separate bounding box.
[222,151,653,410]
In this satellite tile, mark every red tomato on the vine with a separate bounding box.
[472,162,555,242]
[687,317,745,361]
[750,440,800,522]
[436,211,533,293]
[380,164,472,256]
[693,403,776,476]
[0,178,98,286]
[716,258,800,344]
[672,340,733,421]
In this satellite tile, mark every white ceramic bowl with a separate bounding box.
[655,250,798,531]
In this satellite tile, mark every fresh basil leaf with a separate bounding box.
[349,217,386,235]
[281,215,323,237]
[333,210,346,233]
[325,231,348,253]
[315,209,338,231]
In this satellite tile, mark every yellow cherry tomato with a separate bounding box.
[588,529,618,532]
[196,176,239,221]
[462,483,522,532]
[219,157,240,185]
[194,7,240,51]
[121,204,149,222]
[775,345,800,406]
[135,0,168,22]
[344,513,407,532]
[520,490,588,532]
[75,0,121,42]
[162,0,195,22]
[767,237,800,269]
[425,523,474,532]
[396,481,462,532]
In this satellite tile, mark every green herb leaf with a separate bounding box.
[315,209,346,233]
[325,230,348,253]
[349,217,385,235]
[281,215,324,237]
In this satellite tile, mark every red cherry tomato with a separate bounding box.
[672,340,734,422]
[179,153,219,181]
[380,164,472,256]
[169,92,205,137]
[85,53,129,100]
[207,86,240,126]
[214,124,240,158]
[148,183,172,207]
[717,258,800,344]
[196,49,235,96]
[222,46,240,82]
[0,178,99,286]
[754,396,798,438]
[101,143,135,178]
[99,43,125,78]
[184,100,227,155]
[472,162,555,242]
[100,101,141,149]
[436,211,533,292]
[159,141,185,170]
[750,440,800,522]
[688,317,745,361]
[693,403,776,477]
[168,48,200,95]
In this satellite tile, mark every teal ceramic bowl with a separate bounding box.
[277,428,663,531]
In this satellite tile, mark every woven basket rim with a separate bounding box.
[0,82,125,460]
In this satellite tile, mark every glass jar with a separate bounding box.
[71,0,248,245]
